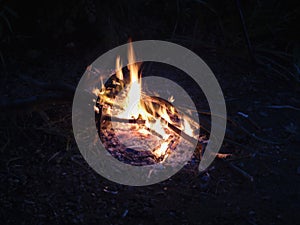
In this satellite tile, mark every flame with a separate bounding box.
[127,41,139,81]
[183,117,194,137]
[113,42,176,159]
[116,56,124,80]
[168,96,175,103]
[95,40,196,160]
[117,42,144,119]
[92,87,101,96]
[150,119,168,139]
[154,142,169,158]
[94,105,100,113]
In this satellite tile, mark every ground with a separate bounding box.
[0,39,299,225]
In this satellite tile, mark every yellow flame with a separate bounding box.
[154,142,169,158]
[157,106,172,124]
[127,41,139,83]
[111,40,195,159]
[92,87,101,96]
[118,41,143,119]
[116,56,124,80]
[183,117,194,137]
[94,105,100,113]
[150,119,168,139]
[168,96,175,103]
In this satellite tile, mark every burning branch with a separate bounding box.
[101,115,146,125]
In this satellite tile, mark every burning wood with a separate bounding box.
[94,41,199,165]
[101,115,146,125]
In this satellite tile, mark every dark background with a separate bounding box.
[0,0,299,224]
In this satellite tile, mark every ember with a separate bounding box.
[93,42,199,166]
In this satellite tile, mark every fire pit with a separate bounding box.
[93,43,199,166]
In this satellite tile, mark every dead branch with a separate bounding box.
[235,0,255,63]
[225,160,254,182]
[266,105,300,111]
[101,113,198,144]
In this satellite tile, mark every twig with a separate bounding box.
[226,153,254,161]
[35,126,68,138]
[171,0,180,39]
[258,55,296,78]
[235,0,255,63]
[223,159,254,182]
[101,115,146,124]
[166,120,197,144]
[216,153,232,159]
[237,122,289,145]
[1,138,10,152]
[101,113,197,144]
[223,138,253,152]
[266,105,300,111]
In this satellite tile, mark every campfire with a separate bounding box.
[93,42,199,166]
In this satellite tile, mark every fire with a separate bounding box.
[116,42,144,119]
[154,142,169,159]
[94,41,197,161]
[115,56,123,80]
[183,117,194,137]
[114,42,175,158]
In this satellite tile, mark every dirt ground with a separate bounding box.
[0,39,299,225]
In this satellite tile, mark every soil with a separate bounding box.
[0,40,299,225]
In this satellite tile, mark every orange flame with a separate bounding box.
[92,40,196,160]
[116,56,124,80]
[117,42,143,119]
